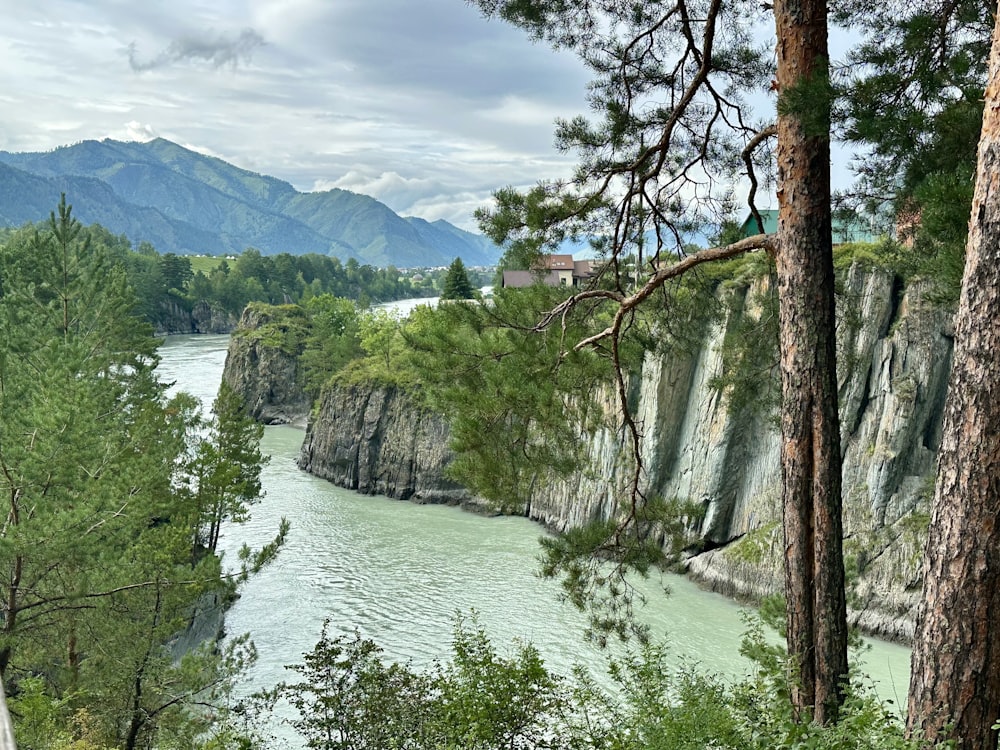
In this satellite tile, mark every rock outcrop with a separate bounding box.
[221,305,311,425]
[519,264,952,641]
[298,383,484,508]
[155,298,239,335]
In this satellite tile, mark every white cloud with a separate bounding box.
[1,0,596,231]
[123,121,158,141]
[478,95,572,128]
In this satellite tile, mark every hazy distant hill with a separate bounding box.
[0,138,500,267]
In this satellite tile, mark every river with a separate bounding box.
[157,334,914,731]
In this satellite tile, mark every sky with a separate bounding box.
[0,0,603,231]
[1,2,867,235]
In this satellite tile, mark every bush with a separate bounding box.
[231,612,938,750]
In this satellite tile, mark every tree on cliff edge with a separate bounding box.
[469,0,847,723]
[905,5,1000,746]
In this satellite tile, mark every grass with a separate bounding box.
[186,255,228,275]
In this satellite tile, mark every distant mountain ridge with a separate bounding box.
[0,138,500,268]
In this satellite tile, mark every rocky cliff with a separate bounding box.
[221,305,311,425]
[229,265,953,641]
[524,264,952,642]
[154,298,239,335]
[298,383,485,508]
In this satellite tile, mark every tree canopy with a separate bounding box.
[0,196,281,748]
[441,257,476,300]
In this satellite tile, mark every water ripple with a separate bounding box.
[159,333,914,744]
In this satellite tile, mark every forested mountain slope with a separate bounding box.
[0,138,500,267]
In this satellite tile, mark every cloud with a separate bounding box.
[309,171,500,230]
[128,28,265,72]
[315,170,438,207]
[124,121,158,141]
[2,1,596,232]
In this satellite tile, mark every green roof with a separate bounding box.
[739,209,880,244]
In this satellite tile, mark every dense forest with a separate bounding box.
[0,220,488,336]
[0,197,289,749]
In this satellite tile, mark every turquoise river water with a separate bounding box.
[157,333,914,737]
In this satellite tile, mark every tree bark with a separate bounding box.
[906,6,1000,746]
[773,0,848,724]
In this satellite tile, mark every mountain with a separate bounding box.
[0,139,500,267]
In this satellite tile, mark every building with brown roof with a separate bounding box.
[501,255,595,288]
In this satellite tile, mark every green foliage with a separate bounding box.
[441,256,476,300]
[0,197,276,747]
[238,302,310,355]
[832,240,904,273]
[472,0,772,278]
[245,612,935,750]
[839,0,989,301]
[6,205,436,331]
[607,643,748,750]
[730,616,934,749]
[262,616,576,750]
[778,57,835,138]
[188,381,270,554]
[403,285,637,510]
[285,629,433,749]
[908,170,971,303]
[708,274,780,419]
[438,620,567,749]
[539,496,704,646]
[299,294,363,395]
[357,308,401,373]
[724,523,780,565]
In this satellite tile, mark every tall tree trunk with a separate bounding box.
[906,7,1000,746]
[0,554,23,679]
[773,0,848,724]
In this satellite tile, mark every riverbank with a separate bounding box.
[159,334,913,709]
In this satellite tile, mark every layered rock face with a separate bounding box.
[298,383,482,508]
[221,306,311,425]
[530,265,952,641]
[227,266,953,641]
[155,298,239,335]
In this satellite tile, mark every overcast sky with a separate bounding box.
[0,1,615,230]
[2,2,877,237]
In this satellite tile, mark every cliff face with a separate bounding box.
[154,298,239,335]
[524,265,952,641]
[221,306,311,425]
[237,265,952,641]
[298,383,483,508]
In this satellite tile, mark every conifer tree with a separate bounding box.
[905,7,1000,746]
[442,257,475,300]
[0,196,273,746]
[468,0,847,721]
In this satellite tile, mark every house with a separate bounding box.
[501,254,595,288]
[738,209,880,245]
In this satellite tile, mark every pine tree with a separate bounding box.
[0,197,269,746]
[469,0,847,720]
[189,381,268,554]
[905,10,1000,746]
[442,257,475,300]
